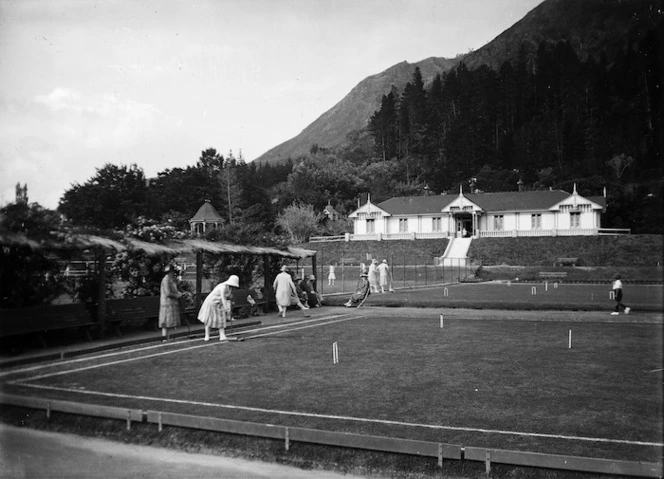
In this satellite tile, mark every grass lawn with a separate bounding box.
[325,282,664,311]
[6,312,662,464]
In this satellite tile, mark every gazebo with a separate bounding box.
[323,201,340,221]
[189,200,224,235]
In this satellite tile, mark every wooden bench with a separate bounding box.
[231,289,268,318]
[555,257,578,266]
[339,257,356,266]
[539,272,568,282]
[0,303,95,347]
[105,297,161,334]
[105,297,197,334]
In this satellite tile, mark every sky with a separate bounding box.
[0,0,543,210]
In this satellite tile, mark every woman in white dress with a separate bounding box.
[377,259,393,293]
[198,274,239,341]
[327,263,336,286]
[368,259,380,293]
[273,265,308,318]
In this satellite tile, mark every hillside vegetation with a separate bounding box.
[467,235,663,267]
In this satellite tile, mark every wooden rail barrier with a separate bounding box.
[464,446,662,477]
[1,393,661,478]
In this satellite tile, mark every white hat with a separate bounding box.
[226,275,240,288]
[281,265,289,272]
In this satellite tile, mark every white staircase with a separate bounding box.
[440,237,472,267]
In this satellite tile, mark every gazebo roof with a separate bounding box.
[190,200,224,223]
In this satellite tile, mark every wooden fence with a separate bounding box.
[1,393,660,477]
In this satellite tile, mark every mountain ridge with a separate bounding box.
[255,0,662,165]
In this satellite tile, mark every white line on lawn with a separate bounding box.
[16,382,664,448]
[7,314,364,383]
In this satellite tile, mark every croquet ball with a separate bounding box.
[475,388,478,391]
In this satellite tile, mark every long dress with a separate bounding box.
[378,263,390,289]
[328,266,336,281]
[368,262,379,291]
[197,280,233,329]
[159,275,181,328]
[273,271,297,308]
[347,276,370,306]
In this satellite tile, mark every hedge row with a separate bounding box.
[303,235,663,268]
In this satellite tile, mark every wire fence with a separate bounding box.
[294,256,477,296]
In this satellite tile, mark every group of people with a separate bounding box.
[328,258,394,294]
[160,260,635,340]
[273,265,322,318]
[367,258,394,294]
[158,263,325,342]
[342,258,393,307]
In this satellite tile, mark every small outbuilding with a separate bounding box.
[189,200,224,235]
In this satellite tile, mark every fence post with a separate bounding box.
[341,261,345,294]
[319,248,324,296]
[403,253,406,289]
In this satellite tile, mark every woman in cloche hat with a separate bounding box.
[159,264,183,341]
[198,274,240,341]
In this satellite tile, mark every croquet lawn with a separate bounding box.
[325,282,663,311]
[6,312,662,463]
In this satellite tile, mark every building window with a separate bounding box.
[493,215,504,230]
[432,217,442,232]
[570,212,581,228]
[399,218,408,232]
[366,219,375,233]
[531,214,542,229]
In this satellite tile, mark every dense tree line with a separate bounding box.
[56,150,299,243]
[370,38,662,192]
[367,35,663,232]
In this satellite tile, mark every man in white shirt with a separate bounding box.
[611,273,631,316]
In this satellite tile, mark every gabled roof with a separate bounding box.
[348,199,390,218]
[190,201,224,223]
[373,189,603,215]
[377,196,454,215]
[323,204,340,217]
[587,196,606,209]
[465,190,571,212]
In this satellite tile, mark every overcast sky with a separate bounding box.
[0,0,543,210]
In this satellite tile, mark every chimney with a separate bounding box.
[517,179,524,192]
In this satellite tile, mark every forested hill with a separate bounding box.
[255,0,663,166]
[461,0,663,70]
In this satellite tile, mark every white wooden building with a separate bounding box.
[347,186,609,240]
